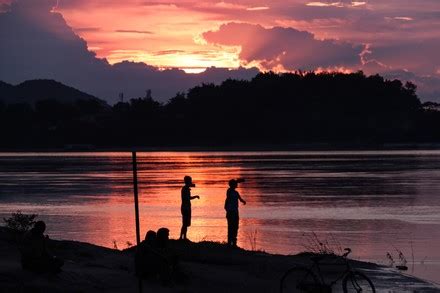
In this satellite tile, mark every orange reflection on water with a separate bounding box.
[83,152,260,248]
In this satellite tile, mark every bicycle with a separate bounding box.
[280,248,375,293]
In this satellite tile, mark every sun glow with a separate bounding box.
[103,47,242,73]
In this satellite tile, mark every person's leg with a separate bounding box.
[226,212,233,245]
[180,225,187,240]
[186,209,191,238]
[180,208,187,239]
[180,208,191,240]
[232,213,239,246]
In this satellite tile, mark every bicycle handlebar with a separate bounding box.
[342,248,352,258]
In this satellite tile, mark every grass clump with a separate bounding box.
[301,232,343,255]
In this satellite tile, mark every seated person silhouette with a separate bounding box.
[156,228,170,250]
[156,228,179,284]
[20,221,64,273]
[136,230,160,278]
[136,228,183,285]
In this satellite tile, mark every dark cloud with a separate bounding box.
[153,49,186,55]
[74,27,102,32]
[203,22,363,70]
[0,0,258,103]
[360,49,440,102]
[0,0,106,81]
[141,1,180,6]
[114,29,154,34]
[366,39,440,76]
[11,0,56,12]
[0,3,9,12]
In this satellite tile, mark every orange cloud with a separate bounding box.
[2,0,440,101]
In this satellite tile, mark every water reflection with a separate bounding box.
[0,151,440,282]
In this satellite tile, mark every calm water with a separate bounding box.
[1,151,440,283]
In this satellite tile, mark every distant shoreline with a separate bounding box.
[2,142,440,153]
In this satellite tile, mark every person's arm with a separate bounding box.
[238,194,246,205]
[182,187,196,201]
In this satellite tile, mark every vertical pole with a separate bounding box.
[132,151,141,246]
[132,151,142,293]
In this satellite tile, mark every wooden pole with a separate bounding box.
[132,151,142,292]
[132,151,141,246]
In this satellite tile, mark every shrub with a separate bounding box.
[301,232,343,255]
[3,211,38,233]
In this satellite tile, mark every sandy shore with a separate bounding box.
[0,227,438,292]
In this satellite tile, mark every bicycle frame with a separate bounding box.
[308,253,353,288]
[280,248,375,293]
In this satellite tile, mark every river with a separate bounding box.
[0,151,439,283]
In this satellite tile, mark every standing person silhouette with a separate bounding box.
[224,178,246,247]
[180,176,200,240]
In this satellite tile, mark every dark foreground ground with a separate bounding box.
[0,227,438,293]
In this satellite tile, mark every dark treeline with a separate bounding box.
[1,71,440,148]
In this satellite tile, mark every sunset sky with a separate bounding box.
[0,0,439,102]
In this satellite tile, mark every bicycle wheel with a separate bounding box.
[342,271,375,293]
[280,266,320,293]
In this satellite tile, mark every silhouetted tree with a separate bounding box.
[1,72,439,148]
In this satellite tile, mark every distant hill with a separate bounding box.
[0,79,108,106]
[0,81,14,98]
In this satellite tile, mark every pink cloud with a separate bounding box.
[203,22,364,71]
[0,1,259,103]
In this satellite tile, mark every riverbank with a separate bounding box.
[0,227,438,292]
